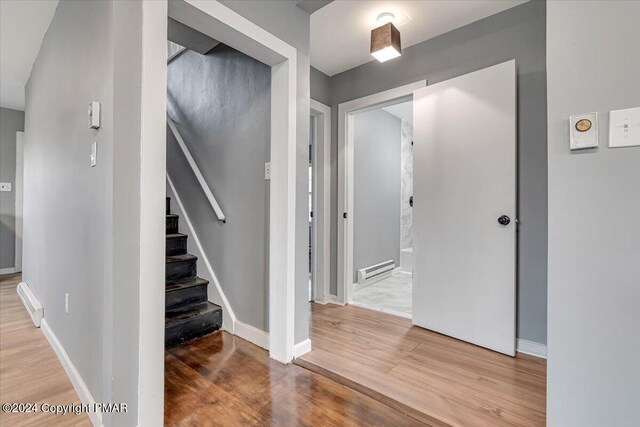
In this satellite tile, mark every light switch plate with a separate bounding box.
[65,293,70,314]
[570,112,598,150]
[609,107,640,148]
[0,182,11,192]
[264,162,272,180]
[90,141,97,167]
[88,101,101,129]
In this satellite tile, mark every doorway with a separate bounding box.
[349,100,413,319]
[337,61,517,356]
[337,81,425,306]
[309,100,331,304]
[136,1,300,423]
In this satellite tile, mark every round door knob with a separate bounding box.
[498,215,511,226]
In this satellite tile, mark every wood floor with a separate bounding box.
[0,273,90,426]
[1,271,545,426]
[296,303,547,427]
[165,330,427,426]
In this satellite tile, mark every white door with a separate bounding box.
[412,60,517,356]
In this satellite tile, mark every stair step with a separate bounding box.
[166,254,197,281]
[166,233,188,256]
[165,277,208,311]
[165,302,222,348]
[166,214,179,234]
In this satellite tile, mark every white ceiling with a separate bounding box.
[0,0,59,110]
[383,100,412,124]
[311,0,528,76]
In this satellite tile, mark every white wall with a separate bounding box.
[546,2,640,426]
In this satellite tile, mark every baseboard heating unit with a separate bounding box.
[17,282,44,327]
[357,260,396,285]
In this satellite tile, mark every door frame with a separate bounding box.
[166,0,298,361]
[15,131,24,272]
[310,100,331,303]
[139,0,299,423]
[337,81,426,304]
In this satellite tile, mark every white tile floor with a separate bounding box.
[351,272,412,318]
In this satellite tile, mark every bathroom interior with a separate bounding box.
[351,99,413,318]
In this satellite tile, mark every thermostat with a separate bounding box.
[569,112,598,150]
[88,101,101,129]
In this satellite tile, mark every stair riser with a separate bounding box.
[166,216,179,234]
[166,284,208,311]
[166,236,188,256]
[165,309,222,348]
[166,259,197,281]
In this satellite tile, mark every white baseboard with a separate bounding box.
[517,338,547,359]
[41,319,103,426]
[0,267,16,275]
[17,281,43,327]
[293,338,311,358]
[234,320,269,350]
[353,267,402,291]
[325,296,345,306]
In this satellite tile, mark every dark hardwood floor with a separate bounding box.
[165,331,428,426]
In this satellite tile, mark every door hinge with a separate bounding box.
[310,211,314,218]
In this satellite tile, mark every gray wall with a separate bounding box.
[313,0,548,344]
[220,0,312,345]
[167,46,271,332]
[24,1,149,424]
[353,109,401,281]
[546,1,640,425]
[0,107,24,269]
[310,66,331,107]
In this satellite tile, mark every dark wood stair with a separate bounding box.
[165,196,221,348]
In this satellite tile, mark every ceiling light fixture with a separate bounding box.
[370,13,401,63]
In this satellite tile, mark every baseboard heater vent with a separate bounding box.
[357,260,395,284]
[17,282,44,328]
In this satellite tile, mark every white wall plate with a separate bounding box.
[609,107,640,148]
[570,112,598,150]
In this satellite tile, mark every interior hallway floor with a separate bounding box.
[352,272,412,318]
[297,303,546,426]
[0,273,90,427]
[165,330,425,426]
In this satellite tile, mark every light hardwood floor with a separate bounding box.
[296,303,547,427]
[0,273,90,426]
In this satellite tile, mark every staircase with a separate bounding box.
[165,197,222,348]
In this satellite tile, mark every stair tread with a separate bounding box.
[166,253,197,264]
[166,233,187,239]
[166,276,209,292]
[166,214,179,219]
[165,302,221,327]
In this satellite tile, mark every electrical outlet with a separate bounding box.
[65,293,70,314]
[264,162,272,180]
